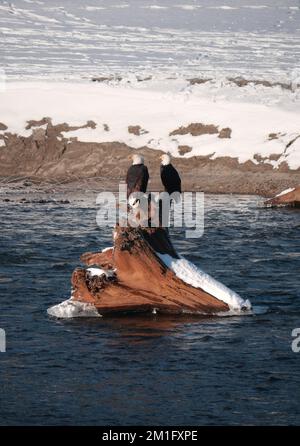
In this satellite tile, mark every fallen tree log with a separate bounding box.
[264,186,300,207]
[71,226,231,315]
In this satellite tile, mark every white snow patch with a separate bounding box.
[157,253,251,312]
[175,5,200,10]
[86,267,107,277]
[102,246,113,253]
[47,298,101,318]
[142,5,168,10]
[275,187,295,198]
[84,6,106,11]
[208,6,238,10]
[86,267,115,278]
[243,5,268,9]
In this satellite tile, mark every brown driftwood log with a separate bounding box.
[72,226,229,315]
[80,249,114,269]
[264,186,300,207]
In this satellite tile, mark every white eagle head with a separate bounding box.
[160,153,171,166]
[131,154,144,165]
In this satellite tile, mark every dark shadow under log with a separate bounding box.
[71,226,229,315]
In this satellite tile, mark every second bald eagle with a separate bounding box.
[160,154,181,195]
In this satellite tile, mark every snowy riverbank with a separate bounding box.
[1,78,300,171]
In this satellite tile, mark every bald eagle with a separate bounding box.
[160,154,181,195]
[126,154,149,199]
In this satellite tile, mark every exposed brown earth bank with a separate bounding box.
[91,75,300,92]
[0,119,299,197]
[169,123,232,139]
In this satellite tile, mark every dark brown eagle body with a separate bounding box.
[126,164,149,197]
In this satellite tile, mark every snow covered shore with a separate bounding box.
[1,79,300,171]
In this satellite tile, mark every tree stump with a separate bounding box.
[71,226,229,315]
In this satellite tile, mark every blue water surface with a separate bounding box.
[0,194,299,425]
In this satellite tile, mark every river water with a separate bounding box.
[0,193,299,425]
